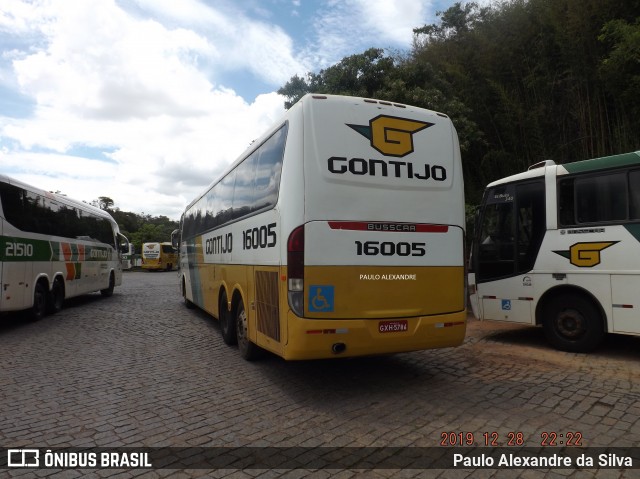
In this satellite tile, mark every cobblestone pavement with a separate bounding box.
[1,271,640,479]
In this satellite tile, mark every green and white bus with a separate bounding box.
[468,151,640,352]
[0,174,129,320]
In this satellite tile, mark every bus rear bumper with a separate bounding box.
[281,310,467,360]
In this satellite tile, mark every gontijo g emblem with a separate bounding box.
[553,241,618,268]
[347,115,433,157]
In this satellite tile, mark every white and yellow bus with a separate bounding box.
[468,151,640,352]
[0,174,129,320]
[174,94,467,360]
[141,242,178,271]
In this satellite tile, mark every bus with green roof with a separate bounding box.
[468,151,640,352]
[0,174,129,320]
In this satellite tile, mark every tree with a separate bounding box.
[277,48,395,109]
[413,1,488,44]
[278,0,640,204]
[97,196,114,211]
[410,0,640,193]
[88,198,178,254]
[128,223,174,253]
[599,17,640,150]
[277,74,313,109]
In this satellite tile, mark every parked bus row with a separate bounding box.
[172,93,640,359]
[3,93,637,358]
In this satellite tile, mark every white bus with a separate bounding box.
[0,174,129,320]
[122,243,135,270]
[174,94,467,360]
[468,151,640,352]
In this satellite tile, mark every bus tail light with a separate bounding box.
[287,225,304,317]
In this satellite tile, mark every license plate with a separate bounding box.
[378,320,408,333]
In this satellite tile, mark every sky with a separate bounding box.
[0,0,469,221]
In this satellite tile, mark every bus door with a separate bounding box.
[471,181,546,323]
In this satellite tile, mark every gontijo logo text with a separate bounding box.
[327,114,448,182]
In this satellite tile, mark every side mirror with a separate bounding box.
[171,229,180,249]
[118,233,130,253]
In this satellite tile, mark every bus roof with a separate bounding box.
[487,151,640,188]
[0,173,117,223]
[486,166,547,187]
[182,93,451,213]
[559,150,640,175]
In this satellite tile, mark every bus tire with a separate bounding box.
[219,290,236,345]
[542,293,605,353]
[30,282,48,321]
[47,278,64,314]
[236,300,261,361]
[101,272,115,297]
[182,278,195,309]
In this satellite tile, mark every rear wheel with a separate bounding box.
[219,290,236,345]
[100,272,115,297]
[47,279,64,314]
[30,282,48,321]
[182,279,195,309]
[542,293,605,352]
[236,300,261,360]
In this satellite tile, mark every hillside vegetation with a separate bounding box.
[278,0,640,203]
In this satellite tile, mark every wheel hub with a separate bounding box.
[556,309,585,339]
[238,308,248,341]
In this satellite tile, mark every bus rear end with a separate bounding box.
[141,243,162,271]
[142,242,177,271]
[283,95,466,359]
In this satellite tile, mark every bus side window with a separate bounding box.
[630,170,640,220]
[253,125,286,212]
[216,172,235,226]
[232,152,258,220]
[575,173,627,224]
[558,179,575,226]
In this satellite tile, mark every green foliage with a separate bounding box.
[412,0,640,199]
[278,0,640,207]
[278,48,395,108]
[128,223,171,252]
[413,1,489,43]
[599,16,640,144]
[98,203,178,253]
[277,74,312,109]
[97,196,114,210]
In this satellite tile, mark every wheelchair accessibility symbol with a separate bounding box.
[309,285,334,312]
[501,299,511,311]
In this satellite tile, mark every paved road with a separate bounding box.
[1,271,639,478]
